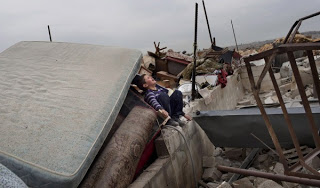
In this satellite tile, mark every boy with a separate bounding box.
[137,74,192,126]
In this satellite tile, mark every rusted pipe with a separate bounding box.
[217,165,320,187]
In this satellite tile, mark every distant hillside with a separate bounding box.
[228,30,320,51]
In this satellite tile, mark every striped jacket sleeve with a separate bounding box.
[144,91,163,111]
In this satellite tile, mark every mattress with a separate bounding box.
[0,41,142,187]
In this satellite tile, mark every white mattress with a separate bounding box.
[0,41,141,187]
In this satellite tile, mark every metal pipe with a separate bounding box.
[217,165,320,187]
[191,3,198,101]
[231,20,239,52]
[202,0,213,44]
[47,25,52,42]
[288,21,302,43]
[283,11,320,44]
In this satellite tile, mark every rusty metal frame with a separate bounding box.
[218,11,320,186]
[218,42,320,187]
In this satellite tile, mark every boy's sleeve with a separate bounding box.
[145,91,163,111]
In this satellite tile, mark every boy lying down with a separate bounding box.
[136,74,192,126]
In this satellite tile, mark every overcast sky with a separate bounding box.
[0,0,319,54]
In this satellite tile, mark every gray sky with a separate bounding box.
[0,0,319,54]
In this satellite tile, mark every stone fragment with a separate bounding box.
[299,67,313,86]
[224,148,243,160]
[264,96,274,104]
[217,181,232,188]
[213,147,223,157]
[279,83,291,94]
[306,88,312,98]
[271,95,279,103]
[202,168,222,182]
[290,88,299,99]
[253,177,269,187]
[273,162,284,175]
[306,156,320,170]
[203,156,216,168]
[257,154,269,163]
[281,181,301,188]
[280,62,292,78]
[142,55,155,70]
[237,99,251,106]
[280,77,291,85]
[215,156,232,167]
[232,177,254,188]
[221,173,232,181]
[257,180,283,188]
[207,182,220,188]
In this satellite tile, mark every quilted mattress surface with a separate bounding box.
[0,41,141,187]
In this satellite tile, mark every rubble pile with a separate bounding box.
[199,146,320,188]
[258,34,317,53]
[236,54,320,109]
[137,43,241,103]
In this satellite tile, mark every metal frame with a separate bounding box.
[218,11,320,186]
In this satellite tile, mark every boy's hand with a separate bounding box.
[159,109,169,118]
[184,114,192,121]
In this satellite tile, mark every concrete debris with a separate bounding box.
[306,156,320,170]
[279,83,291,94]
[202,167,222,182]
[213,147,223,157]
[142,55,155,71]
[216,181,232,188]
[257,154,269,163]
[264,96,274,104]
[232,177,254,188]
[253,177,270,187]
[220,173,232,181]
[224,148,243,160]
[257,180,284,188]
[203,156,217,168]
[207,182,220,188]
[273,162,284,175]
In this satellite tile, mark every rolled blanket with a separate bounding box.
[80,106,157,188]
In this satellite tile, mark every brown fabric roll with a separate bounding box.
[80,106,157,188]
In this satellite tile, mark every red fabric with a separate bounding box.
[134,129,161,179]
[218,69,228,88]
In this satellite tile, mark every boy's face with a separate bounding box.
[143,75,156,88]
